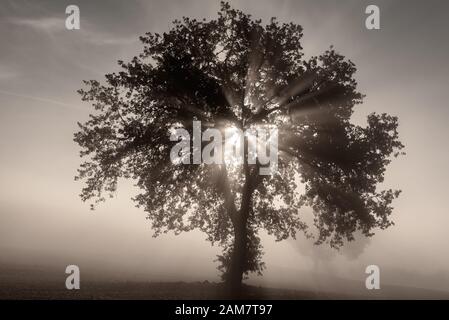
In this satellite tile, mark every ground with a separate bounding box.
[1,264,448,299]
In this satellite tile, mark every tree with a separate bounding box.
[74,2,404,295]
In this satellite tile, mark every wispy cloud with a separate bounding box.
[8,17,65,33]
[7,16,138,46]
[0,89,81,110]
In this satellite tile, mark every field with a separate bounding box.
[1,264,448,300]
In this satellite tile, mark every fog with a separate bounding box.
[1,0,449,295]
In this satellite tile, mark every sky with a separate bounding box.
[0,0,449,294]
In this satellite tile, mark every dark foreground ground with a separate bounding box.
[0,280,339,300]
[2,280,449,300]
[1,264,448,299]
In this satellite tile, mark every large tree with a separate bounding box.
[74,2,404,294]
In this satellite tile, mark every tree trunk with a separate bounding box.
[227,221,247,297]
[224,135,256,298]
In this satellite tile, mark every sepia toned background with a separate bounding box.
[0,0,448,297]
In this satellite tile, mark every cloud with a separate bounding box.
[0,89,81,110]
[7,16,138,46]
[9,17,65,33]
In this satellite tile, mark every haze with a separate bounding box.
[0,0,448,295]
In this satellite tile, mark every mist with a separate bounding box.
[1,0,449,297]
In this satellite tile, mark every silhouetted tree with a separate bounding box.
[74,2,404,294]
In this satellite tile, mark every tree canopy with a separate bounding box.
[74,2,404,286]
